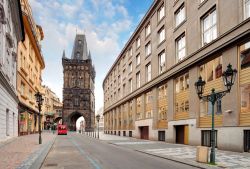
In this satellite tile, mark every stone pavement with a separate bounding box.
[89,132,250,169]
[0,131,56,169]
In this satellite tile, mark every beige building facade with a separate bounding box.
[17,0,45,135]
[41,85,62,129]
[103,0,250,152]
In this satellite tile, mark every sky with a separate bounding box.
[30,0,153,113]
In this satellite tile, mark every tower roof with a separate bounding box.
[71,34,89,60]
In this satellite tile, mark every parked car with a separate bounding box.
[57,124,67,135]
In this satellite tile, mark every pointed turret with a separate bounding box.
[88,50,92,60]
[62,50,66,59]
[71,34,88,60]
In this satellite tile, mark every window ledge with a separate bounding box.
[157,40,166,48]
[174,19,187,33]
[198,0,208,9]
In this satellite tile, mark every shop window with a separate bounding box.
[241,84,250,114]
[201,130,218,147]
[240,41,250,69]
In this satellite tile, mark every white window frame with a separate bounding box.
[176,34,186,62]
[145,23,151,37]
[136,72,141,88]
[145,42,151,56]
[146,63,151,82]
[136,54,140,66]
[175,4,185,27]
[202,9,217,45]
[136,37,140,48]
[158,27,165,44]
[158,4,165,21]
[244,0,250,20]
[159,51,166,74]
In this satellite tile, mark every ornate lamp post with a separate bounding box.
[96,114,100,139]
[35,91,44,144]
[195,64,237,164]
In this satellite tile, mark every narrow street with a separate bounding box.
[41,133,197,169]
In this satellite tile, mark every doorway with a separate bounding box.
[175,125,189,144]
[244,130,250,152]
[139,126,149,140]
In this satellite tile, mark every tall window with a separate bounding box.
[129,78,133,93]
[74,98,79,106]
[158,4,165,21]
[129,47,133,57]
[6,109,9,136]
[176,34,186,62]
[136,72,141,88]
[145,42,151,56]
[136,54,140,66]
[175,73,189,93]
[21,82,25,95]
[159,51,166,74]
[145,23,151,37]
[136,37,140,49]
[158,27,165,44]
[146,63,151,82]
[202,9,217,45]
[175,4,185,27]
[129,62,132,73]
[123,84,126,96]
[244,0,250,19]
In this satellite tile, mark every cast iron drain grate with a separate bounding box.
[45,163,58,167]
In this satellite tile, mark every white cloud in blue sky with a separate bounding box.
[29,0,153,112]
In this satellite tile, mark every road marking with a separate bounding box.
[69,137,102,169]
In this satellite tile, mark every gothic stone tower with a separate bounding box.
[62,34,95,131]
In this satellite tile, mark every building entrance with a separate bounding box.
[139,126,149,140]
[244,130,250,152]
[175,125,189,144]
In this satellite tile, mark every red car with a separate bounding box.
[58,124,67,135]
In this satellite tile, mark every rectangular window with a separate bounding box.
[159,51,166,74]
[129,62,132,73]
[146,63,151,82]
[123,84,126,96]
[245,0,250,19]
[145,42,151,56]
[129,79,133,93]
[240,41,250,69]
[21,82,25,95]
[175,4,185,27]
[136,72,141,88]
[129,48,133,57]
[136,37,140,48]
[136,54,140,66]
[176,34,186,62]
[145,23,151,37]
[158,27,165,44]
[201,130,218,147]
[202,9,217,45]
[175,73,189,93]
[158,4,165,21]
[6,109,9,136]
[158,131,166,141]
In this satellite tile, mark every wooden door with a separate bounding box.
[184,125,189,145]
[176,125,184,144]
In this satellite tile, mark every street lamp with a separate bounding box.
[96,114,100,139]
[35,91,44,144]
[195,64,237,164]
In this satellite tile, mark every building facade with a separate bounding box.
[103,0,250,152]
[96,107,104,131]
[17,0,45,135]
[62,34,95,131]
[41,85,62,130]
[0,0,24,141]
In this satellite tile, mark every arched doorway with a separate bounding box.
[76,116,85,133]
[68,111,83,131]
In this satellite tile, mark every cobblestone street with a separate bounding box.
[0,132,55,169]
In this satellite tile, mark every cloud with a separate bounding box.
[29,0,133,112]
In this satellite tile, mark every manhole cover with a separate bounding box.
[45,163,58,167]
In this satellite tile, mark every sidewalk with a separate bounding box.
[0,131,56,169]
[92,132,250,169]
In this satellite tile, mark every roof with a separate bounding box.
[71,34,91,60]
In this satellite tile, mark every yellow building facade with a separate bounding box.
[17,0,45,135]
